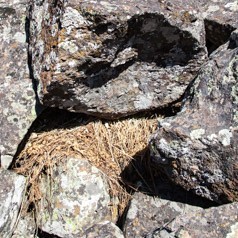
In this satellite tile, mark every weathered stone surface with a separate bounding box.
[158,0,238,53]
[123,192,201,238]
[38,158,114,238]
[163,202,238,238]
[29,0,207,119]
[150,32,238,203]
[0,0,39,168]
[12,212,37,238]
[0,169,26,238]
[83,221,125,238]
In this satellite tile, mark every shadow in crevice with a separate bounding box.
[204,19,235,55]
[37,228,61,238]
[120,146,219,208]
[25,11,44,116]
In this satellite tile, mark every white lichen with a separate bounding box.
[190,129,205,140]
[218,129,232,146]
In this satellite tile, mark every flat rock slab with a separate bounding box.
[164,202,238,238]
[38,158,114,238]
[83,221,125,238]
[0,0,39,168]
[0,169,26,238]
[123,192,201,238]
[29,0,207,119]
[150,31,238,203]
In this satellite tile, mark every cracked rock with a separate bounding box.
[150,32,238,203]
[29,0,207,119]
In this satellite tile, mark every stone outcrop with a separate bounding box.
[38,158,115,238]
[150,31,238,203]
[0,169,26,238]
[123,192,201,238]
[0,0,40,169]
[29,0,207,119]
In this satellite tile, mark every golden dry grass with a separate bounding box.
[14,116,159,216]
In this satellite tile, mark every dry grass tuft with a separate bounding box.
[14,116,159,216]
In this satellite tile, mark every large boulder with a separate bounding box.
[0,0,40,168]
[0,169,26,238]
[149,30,238,203]
[29,0,207,119]
[38,158,115,238]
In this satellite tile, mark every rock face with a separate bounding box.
[12,212,37,238]
[29,0,207,119]
[83,221,125,238]
[150,31,238,203]
[0,169,26,238]
[0,0,39,168]
[123,192,201,238]
[38,158,114,238]
[165,202,238,238]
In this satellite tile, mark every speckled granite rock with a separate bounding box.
[150,32,238,203]
[12,212,37,238]
[29,0,207,119]
[83,221,125,238]
[0,0,40,168]
[0,169,26,238]
[163,202,238,238]
[38,158,114,238]
[123,192,201,238]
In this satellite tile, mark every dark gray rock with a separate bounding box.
[29,0,207,119]
[38,158,115,238]
[0,0,39,168]
[0,169,26,238]
[83,221,124,238]
[123,192,201,238]
[150,32,238,203]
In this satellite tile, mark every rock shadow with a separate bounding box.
[120,146,218,208]
[80,13,201,89]
[204,19,235,55]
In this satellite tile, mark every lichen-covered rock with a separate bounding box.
[12,212,37,238]
[164,202,238,238]
[0,169,26,238]
[0,0,40,168]
[29,0,207,119]
[83,221,125,238]
[123,192,201,238]
[38,158,114,238]
[150,32,238,203]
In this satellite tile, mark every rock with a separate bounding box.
[0,0,40,168]
[0,169,26,238]
[149,33,238,203]
[38,158,115,238]
[12,212,37,238]
[29,0,207,119]
[83,221,125,238]
[123,192,201,238]
[165,202,238,238]
[201,0,238,52]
